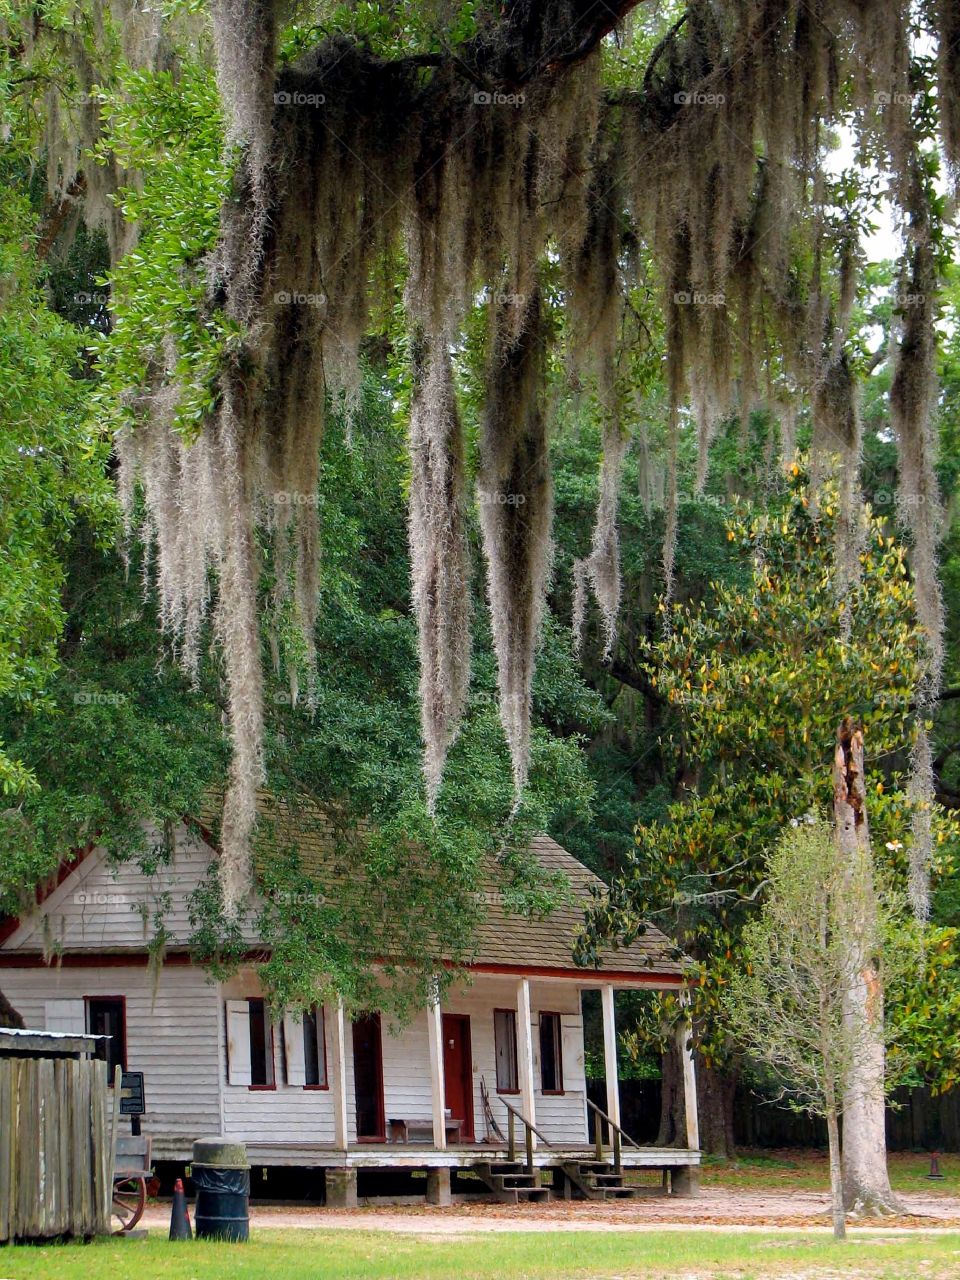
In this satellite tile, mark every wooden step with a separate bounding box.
[470,1161,551,1205]
[560,1160,640,1202]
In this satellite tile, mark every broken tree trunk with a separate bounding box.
[832,718,901,1216]
[0,985,24,1029]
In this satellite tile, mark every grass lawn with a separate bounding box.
[698,1148,960,1195]
[2,1229,960,1280]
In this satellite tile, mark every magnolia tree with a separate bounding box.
[725,813,909,1238]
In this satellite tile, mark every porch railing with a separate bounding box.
[499,1097,553,1174]
[585,1097,641,1174]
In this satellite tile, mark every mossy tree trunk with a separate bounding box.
[833,719,901,1216]
[0,986,24,1029]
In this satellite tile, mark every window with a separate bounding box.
[225,998,276,1087]
[303,1006,327,1087]
[494,1009,518,1092]
[539,1012,563,1093]
[280,1005,327,1088]
[248,998,275,1086]
[86,997,126,1080]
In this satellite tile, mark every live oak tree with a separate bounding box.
[0,369,601,1023]
[5,1,956,912]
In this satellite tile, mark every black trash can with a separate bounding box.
[192,1138,250,1241]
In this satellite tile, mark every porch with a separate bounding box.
[238,1140,702,1171]
[211,968,702,1207]
[233,1138,701,1207]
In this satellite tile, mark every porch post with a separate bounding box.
[600,983,621,1130]
[426,986,447,1150]
[331,998,349,1150]
[672,1007,701,1197]
[516,977,537,1148]
[678,1012,700,1152]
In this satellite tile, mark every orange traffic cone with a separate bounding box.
[169,1176,193,1240]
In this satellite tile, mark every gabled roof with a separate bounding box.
[207,793,687,982]
[0,797,687,984]
[472,834,684,978]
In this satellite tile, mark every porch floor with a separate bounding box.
[238,1142,701,1170]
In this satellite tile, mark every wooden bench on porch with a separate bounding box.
[387,1117,462,1144]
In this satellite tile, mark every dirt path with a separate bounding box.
[140,1188,960,1236]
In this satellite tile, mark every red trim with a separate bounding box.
[247,1085,277,1092]
[538,1011,564,1095]
[0,949,269,969]
[85,994,128,1076]
[462,962,686,985]
[314,1004,329,1090]
[0,948,687,989]
[302,1084,329,1091]
[0,841,98,946]
[493,1007,520,1094]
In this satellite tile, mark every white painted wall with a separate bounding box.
[1,825,253,953]
[0,962,222,1160]
[213,972,588,1152]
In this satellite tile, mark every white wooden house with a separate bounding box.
[0,809,700,1205]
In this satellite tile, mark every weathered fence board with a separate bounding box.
[0,1056,113,1241]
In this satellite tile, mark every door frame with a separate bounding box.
[442,1013,475,1142]
[352,1011,385,1142]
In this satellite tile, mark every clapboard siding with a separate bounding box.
[444,979,588,1146]
[219,973,340,1144]
[1,827,233,952]
[0,964,221,1160]
[213,973,589,1149]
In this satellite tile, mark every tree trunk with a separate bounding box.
[833,719,901,1215]
[826,1103,846,1240]
[694,1054,737,1157]
[0,984,24,1029]
[656,1040,685,1146]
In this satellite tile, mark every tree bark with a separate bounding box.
[833,719,901,1215]
[826,1102,846,1240]
[695,1054,737,1157]
[656,1040,685,1146]
[0,985,24,1029]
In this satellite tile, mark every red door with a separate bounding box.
[442,1014,474,1141]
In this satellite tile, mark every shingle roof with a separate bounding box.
[471,833,685,977]
[201,794,686,982]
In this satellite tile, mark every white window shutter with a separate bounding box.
[283,1010,306,1086]
[44,999,86,1034]
[561,1016,582,1078]
[225,1000,252,1086]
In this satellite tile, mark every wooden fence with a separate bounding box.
[0,1057,119,1241]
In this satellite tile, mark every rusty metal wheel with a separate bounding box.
[112,1176,147,1233]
